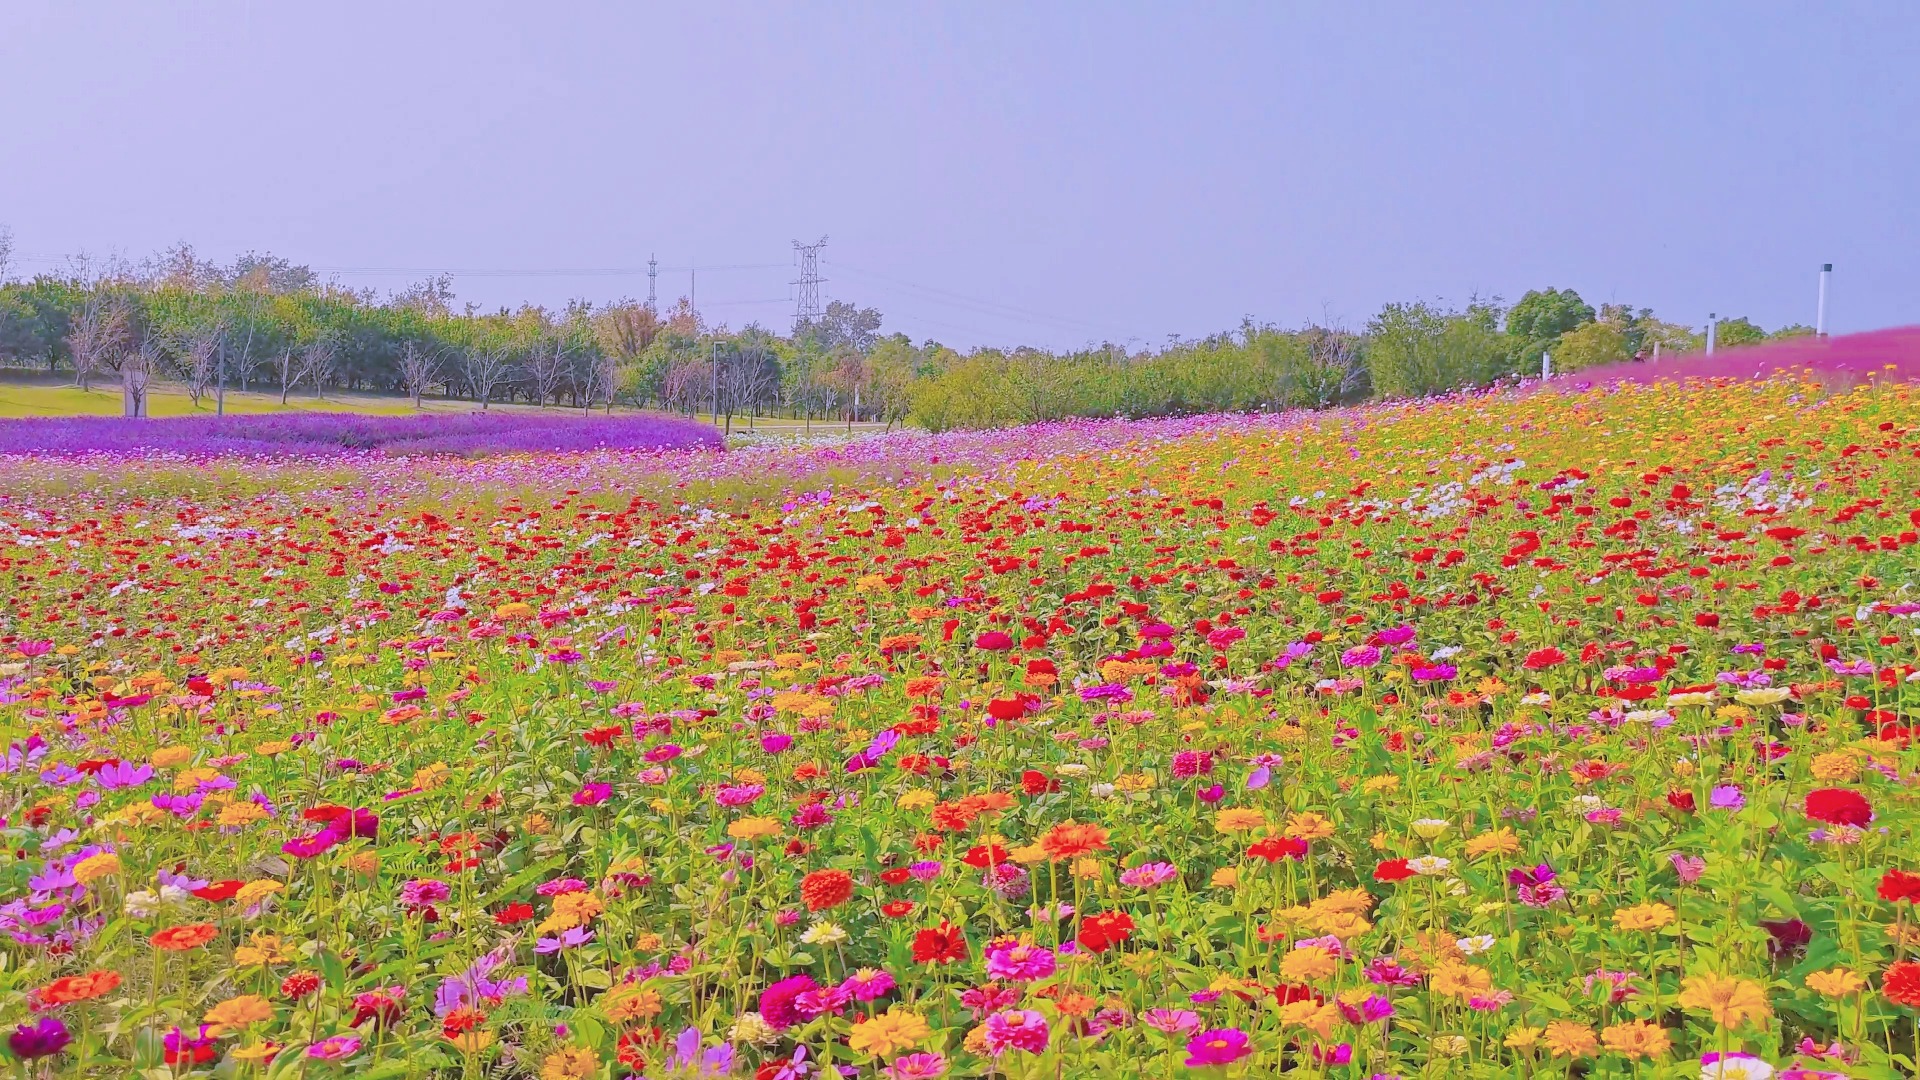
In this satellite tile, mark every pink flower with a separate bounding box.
[984,941,1056,982]
[983,1009,1049,1055]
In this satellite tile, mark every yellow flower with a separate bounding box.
[151,746,194,769]
[204,994,274,1033]
[1612,902,1676,932]
[1542,1021,1597,1058]
[1504,1026,1543,1050]
[727,817,784,841]
[255,740,292,756]
[345,852,380,876]
[848,1007,933,1057]
[1411,818,1450,840]
[896,790,935,811]
[73,853,122,884]
[1677,973,1772,1028]
[1279,945,1338,982]
[603,986,664,1022]
[1361,774,1401,794]
[1277,999,1340,1039]
[1429,961,1493,1000]
[232,1041,283,1062]
[1809,752,1860,781]
[1010,843,1049,865]
[1805,968,1866,997]
[235,880,284,907]
[1213,808,1268,833]
[1210,866,1239,889]
[449,1030,495,1054]
[1284,811,1336,841]
[233,933,292,966]
[218,801,268,827]
[1599,1021,1671,1060]
[1464,826,1522,859]
[1071,857,1102,880]
[413,763,452,790]
[1310,910,1373,939]
[540,1047,599,1080]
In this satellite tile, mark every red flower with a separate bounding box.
[911,921,969,965]
[1372,858,1415,882]
[1666,790,1696,813]
[799,869,854,912]
[961,843,1010,868]
[1523,647,1566,670]
[1249,836,1308,863]
[493,902,535,926]
[1878,869,1920,904]
[192,880,244,902]
[1076,911,1135,953]
[880,900,916,918]
[280,971,322,1000]
[879,867,912,886]
[1021,770,1061,795]
[1805,788,1874,828]
[973,631,1014,651]
[1884,960,1920,1008]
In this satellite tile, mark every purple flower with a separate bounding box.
[307,1034,362,1060]
[8,1016,70,1059]
[1340,645,1382,668]
[1709,785,1746,811]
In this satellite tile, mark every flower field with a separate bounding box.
[4,374,1920,1079]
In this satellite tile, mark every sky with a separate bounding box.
[1,2,1915,351]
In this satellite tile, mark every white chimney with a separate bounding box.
[1816,263,1832,336]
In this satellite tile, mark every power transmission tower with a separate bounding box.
[791,236,827,333]
[647,254,658,315]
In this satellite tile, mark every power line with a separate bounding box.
[824,259,1120,335]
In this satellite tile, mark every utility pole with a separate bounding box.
[1816,263,1832,337]
[791,236,827,334]
[710,338,720,431]
[647,254,658,316]
[1706,313,1717,356]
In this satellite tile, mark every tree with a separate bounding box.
[396,342,442,408]
[1713,317,1768,349]
[1364,300,1508,399]
[798,300,883,354]
[1506,287,1594,368]
[228,252,317,294]
[67,292,133,392]
[0,224,12,281]
[522,337,570,407]
[169,318,226,407]
[463,347,515,409]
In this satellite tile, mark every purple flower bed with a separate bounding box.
[0,411,723,458]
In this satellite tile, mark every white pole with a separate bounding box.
[1706,313,1717,356]
[1541,351,1551,379]
[1816,263,1831,336]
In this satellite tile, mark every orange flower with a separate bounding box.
[40,970,122,1004]
[1040,822,1110,861]
[151,923,220,951]
[799,869,854,912]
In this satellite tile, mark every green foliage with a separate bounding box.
[1363,300,1510,398]
[1506,287,1595,368]
[1714,316,1769,349]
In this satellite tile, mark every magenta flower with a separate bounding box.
[307,1034,363,1060]
[984,941,1056,982]
[572,782,612,806]
[7,1016,70,1059]
[1184,1027,1253,1067]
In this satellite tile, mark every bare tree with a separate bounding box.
[67,293,132,392]
[303,336,339,400]
[661,357,709,418]
[463,347,514,409]
[0,224,13,281]
[588,352,621,415]
[121,338,158,417]
[522,338,569,408]
[721,342,781,433]
[170,320,226,408]
[396,342,442,409]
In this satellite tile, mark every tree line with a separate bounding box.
[0,236,1814,431]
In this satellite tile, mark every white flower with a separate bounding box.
[1667,691,1715,707]
[1698,1055,1775,1080]
[800,921,847,946]
[1625,709,1671,724]
[1411,818,1451,840]
[1055,763,1089,777]
[1430,645,1463,661]
[1734,687,1791,706]
[1520,692,1552,707]
[1455,934,1496,956]
[123,890,162,918]
[1089,783,1117,799]
[158,884,190,906]
[1407,855,1451,876]
[1569,794,1604,812]
[728,1012,780,1048]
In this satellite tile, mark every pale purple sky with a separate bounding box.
[2,2,1914,349]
